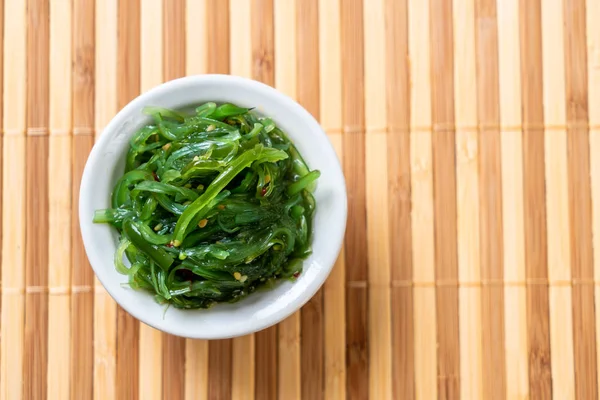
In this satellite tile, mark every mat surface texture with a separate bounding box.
[2,0,600,399]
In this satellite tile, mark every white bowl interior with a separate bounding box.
[79,75,347,339]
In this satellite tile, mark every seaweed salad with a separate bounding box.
[93,102,320,309]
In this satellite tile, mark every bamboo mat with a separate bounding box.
[2,0,600,399]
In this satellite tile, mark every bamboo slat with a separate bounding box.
[4,1,600,399]
[229,0,251,77]
[519,0,553,397]
[3,0,26,137]
[474,1,506,399]
[115,1,141,399]
[587,0,600,393]
[384,0,412,398]
[318,0,346,398]
[296,2,326,400]
[274,1,300,399]
[162,2,187,400]
[563,0,599,398]
[363,0,392,399]
[1,0,26,378]
[204,2,234,399]
[24,0,50,398]
[429,1,461,398]
[185,0,207,76]
[229,3,255,400]
[183,4,209,399]
[138,1,163,399]
[453,1,483,399]
[250,2,278,399]
[93,1,117,399]
[541,1,576,398]
[1,135,26,400]
[408,0,437,398]
[71,1,95,399]
[497,0,530,397]
[47,0,72,398]
[340,1,368,398]
[207,0,230,75]
[47,135,71,400]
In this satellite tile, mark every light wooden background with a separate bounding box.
[2,0,600,399]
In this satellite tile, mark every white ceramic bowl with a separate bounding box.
[79,74,347,339]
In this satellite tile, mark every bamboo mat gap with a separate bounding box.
[1,0,600,399]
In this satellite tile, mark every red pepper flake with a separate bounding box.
[261,187,268,196]
[293,272,301,278]
[166,242,174,248]
[152,171,159,181]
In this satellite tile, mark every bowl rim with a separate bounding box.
[79,74,347,339]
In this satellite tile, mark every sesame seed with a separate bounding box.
[178,252,187,260]
[173,240,181,247]
[193,155,199,162]
[153,223,163,231]
[264,175,271,184]
[198,219,208,228]
[207,124,215,131]
[240,275,248,283]
[233,272,242,280]
[162,143,171,151]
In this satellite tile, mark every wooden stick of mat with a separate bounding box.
[47,0,72,398]
[497,0,529,397]
[429,0,461,397]
[161,2,187,399]
[71,1,96,399]
[586,0,600,393]
[408,0,437,397]
[563,0,599,397]
[474,1,507,398]
[363,0,392,398]
[138,1,163,399]
[228,2,255,399]
[385,0,414,398]
[453,1,483,398]
[541,0,576,397]
[24,0,50,397]
[519,0,553,397]
[340,0,369,398]
[317,0,346,397]
[202,1,235,399]
[1,0,26,398]
[116,0,141,398]
[183,2,209,400]
[93,1,118,398]
[273,0,300,398]
[296,1,327,399]
[249,1,278,399]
